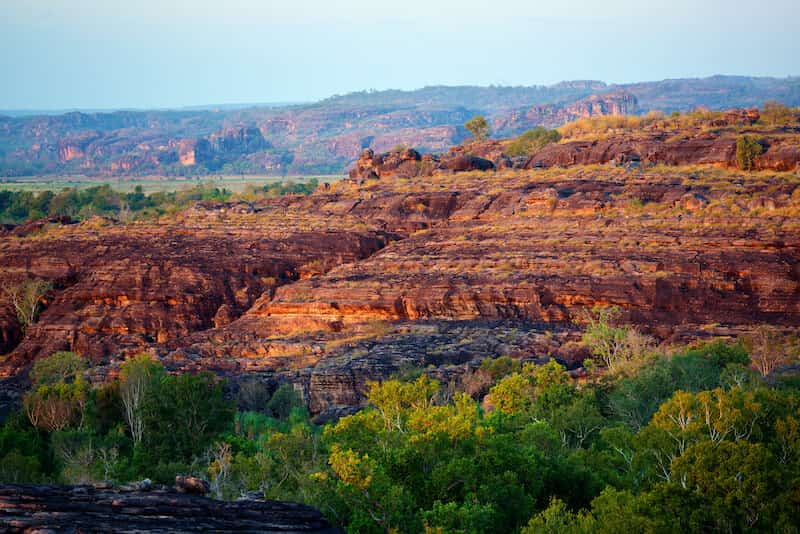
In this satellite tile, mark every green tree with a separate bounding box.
[522,497,595,534]
[30,351,87,385]
[736,135,764,170]
[266,383,304,420]
[139,371,234,467]
[581,307,655,373]
[464,116,490,140]
[672,440,786,531]
[2,278,52,332]
[119,354,165,444]
[487,372,534,415]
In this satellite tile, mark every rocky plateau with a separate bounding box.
[1,120,800,417]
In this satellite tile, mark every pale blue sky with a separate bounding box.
[1,0,798,109]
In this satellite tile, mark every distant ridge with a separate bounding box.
[0,101,308,118]
[0,75,798,177]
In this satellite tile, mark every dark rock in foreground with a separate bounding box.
[0,484,340,533]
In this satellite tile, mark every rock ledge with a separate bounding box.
[0,483,340,533]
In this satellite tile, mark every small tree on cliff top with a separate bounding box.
[2,278,52,333]
[465,115,490,141]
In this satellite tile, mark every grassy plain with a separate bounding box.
[0,174,345,193]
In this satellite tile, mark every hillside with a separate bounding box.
[2,109,798,417]
[2,110,800,533]
[1,75,799,177]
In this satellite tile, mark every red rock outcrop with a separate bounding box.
[348,145,498,181]
[0,483,340,533]
[526,134,800,171]
[350,127,800,181]
[250,170,799,340]
[2,132,800,417]
[133,165,798,414]
[0,212,396,376]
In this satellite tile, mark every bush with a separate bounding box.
[0,451,42,483]
[266,384,304,420]
[480,356,522,381]
[24,352,91,433]
[24,380,90,432]
[30,351,87,385]
[581,307,656,374]
[505,128,561,157]
[736,135,764,170]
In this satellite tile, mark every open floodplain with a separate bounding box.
[0,174,344,193]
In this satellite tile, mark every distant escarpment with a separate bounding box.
[2,75,799,176]
[492,90,639,134]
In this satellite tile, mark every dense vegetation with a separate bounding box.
[1,312,798,533]
[0,180,318,224]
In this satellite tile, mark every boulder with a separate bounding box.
[175,476,210,495]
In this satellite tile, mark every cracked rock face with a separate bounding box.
[0,209,396,376]
[0,484,340,533]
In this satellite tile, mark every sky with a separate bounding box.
[1,0,798,110]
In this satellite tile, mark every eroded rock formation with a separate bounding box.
[0,211,396,376]
[2,128,799,417]
[526,134,800,171]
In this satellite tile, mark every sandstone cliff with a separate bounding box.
[2,129,799,417]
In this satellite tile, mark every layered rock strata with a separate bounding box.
[0,484,340,533]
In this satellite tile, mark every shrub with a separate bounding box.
[266,384,304,420]
[24,352,91,433]
[741,325,798,376]
[736,136,764,170]
[505,128,561,157]
[24,379,90,432]
[0,451,42,483]
[30,351,87,385]
[581,307,656,373]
